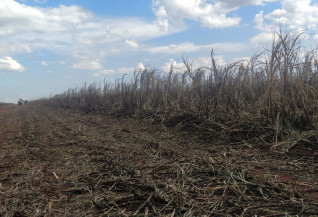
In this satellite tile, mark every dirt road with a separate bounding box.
[1,104,318,216]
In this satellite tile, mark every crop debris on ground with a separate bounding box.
[1,31,318,216]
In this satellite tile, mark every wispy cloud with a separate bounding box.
[93,63,146,77]
[160,56,227,73]
[41,61,48,67]
[71,59,103,71]
[215,0,279,9]
[125,40,139,49]
[147,42,246,54]
[93,69,115,77]
[33,0,47,4]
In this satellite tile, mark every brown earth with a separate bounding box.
[0,104,318,216]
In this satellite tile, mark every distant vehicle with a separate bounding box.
[17,99,27,105]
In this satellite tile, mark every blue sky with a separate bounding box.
[1,0,318,103]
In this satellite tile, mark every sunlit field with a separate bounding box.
[1,32,318,216]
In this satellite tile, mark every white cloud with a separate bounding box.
[153,3,169,31]
[148,42,200,54]
[194,55,249,67]
[160,56,228,73]
[0,0,180,69]
[0,1,92,37]
[251,0,318,49]
[161,59,187,73]
[152,0,246,28]
[117,67,135,74]
[93,69,115,77]
[215,0,279,9]
[0,0,289,77]
[71,59,103,70]
[0,0,93,57]
[192,56,216,68]
[152,0,282,31]
[0,42,32,56]
[34,0,47,4]
[100,18,179,42]
[41,61,48,66]
[137,62,145,69]
[0,56,25,72]
[93,63,146,77]
[147,42,246,54]
[125,40,139,49]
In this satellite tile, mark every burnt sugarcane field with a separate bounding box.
[1,32,318,216]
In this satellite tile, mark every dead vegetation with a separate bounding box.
[34,31,318,155]
[1,30,318,216]
[39,31,318,142]
[1,104,318,216]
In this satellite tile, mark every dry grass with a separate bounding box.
[8,30,315,216]
[37,31,318,141]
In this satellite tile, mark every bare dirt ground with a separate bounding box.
[1,104,318,216]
